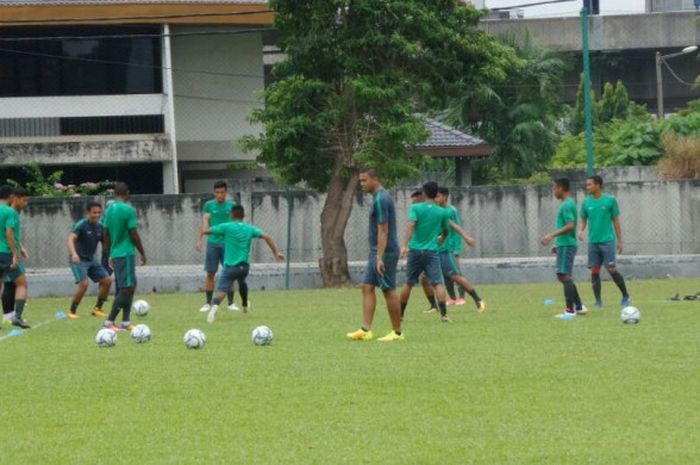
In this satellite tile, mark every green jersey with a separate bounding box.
[104,200,138,258]
[408,202,449,251]
[211,221,263,266]
[438,204,461,253]
[555,197,578,247]
[0,204,17,254]
[203,199,235,244]
[581,194,619,244]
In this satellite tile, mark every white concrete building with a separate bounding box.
[0,0,273,193]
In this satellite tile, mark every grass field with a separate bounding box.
[1,278,699,465]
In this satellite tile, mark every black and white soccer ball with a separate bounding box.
[96,328,117,347]
[621,306,640,325]
[132,299,150,317]
[184,329,206,349]
[251,325,273,346]
[131,324,152,343]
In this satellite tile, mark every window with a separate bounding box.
[0,26,163,97]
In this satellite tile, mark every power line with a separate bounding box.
[0,9,273,25]
[661,59,695,87]
[489,0,576,11]
[0,47,264,80]
[0,28,276,43]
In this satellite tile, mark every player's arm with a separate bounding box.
[129,228,147,266]
[196,212,211,252]
[541,221,575,246]
[260,233,285,262]
[401,221,415,258]
[68,233,80,264]
[6,227,19,268]
[376,223,389,274]
[578,209,588,242]
[613,216,623,254]
[448,221,476,248]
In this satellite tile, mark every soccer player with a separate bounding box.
[578,175,630,307]
[200,205,284,324]
[102,182,147,332]
[435,187,486,312]
[195,181,245,313]
[410,190,440,314]
[541,178,586,320]
[66,201,113,319]
[399,182,471,323]
[2,187,31,328]
[0,185,17,329]
[346,168,403,342]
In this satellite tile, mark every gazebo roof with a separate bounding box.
[416,119,490,159]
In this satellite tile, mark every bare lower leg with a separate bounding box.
[205,273,215,292]
[98,278,112,300]
[383,290,402,333]
[451,275,474,293]
[399,284,413,318]
[361,284,376,330]
[71,282,89,307]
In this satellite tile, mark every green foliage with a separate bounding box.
[5,162,112,197]
[242,0,517,191]
[553,99,700,168]
[446,31,568,181]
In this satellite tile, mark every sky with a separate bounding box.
[484,0,646,18]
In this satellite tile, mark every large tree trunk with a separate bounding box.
[319,169,359,287]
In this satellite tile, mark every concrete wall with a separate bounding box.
[480,11,700,52]
[16,179,700,270]
[171,27,265,164]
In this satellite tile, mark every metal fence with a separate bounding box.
[17,180,700,281]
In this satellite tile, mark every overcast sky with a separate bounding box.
[484,0,645,18]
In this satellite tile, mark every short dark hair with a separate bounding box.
[0,185,14,200]
[12,186,28,198]
[232,204,245,218]
[554,178,570,192]
[588,175,603,187]
[214,181,227,190]
[360,167,379,179]
[114,182,129,197]
[423,182,439,199]
[437,187,449,196]
[410,190,423,199]
[86,201,102,211]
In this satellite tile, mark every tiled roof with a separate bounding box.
[417,119,487,149]
[0,0,267,5]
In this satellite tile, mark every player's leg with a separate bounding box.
[11,270,29,328]
[400,250,423,319]
[426,251,449,321]
[451,274,485,312]
[2,280,15,321]
[603,241,629,305]
[201,242,220,312]
[239,279,249,311]
[439,251,457,304]
[420,274,437,313]
[589,243,603,307]
[90,261,112,317]
[348,256,378,340]
[67,260,89,318]
[555,246,584,319]
[208,264,249,324]
[376,252,403,342]
[445,276,457,302]
[106,256,136,331]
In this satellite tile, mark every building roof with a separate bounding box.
[0,0,272,26]
[0,1,267,4]
[416,119,490,159]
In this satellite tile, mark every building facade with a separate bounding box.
[0,0,273,193]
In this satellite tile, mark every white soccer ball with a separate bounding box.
[184,329,206,349]
[251,325,273,346]
[131,324,152,343]
[96,328,117,347]
[132,299,151,317]
[621,306,641,325]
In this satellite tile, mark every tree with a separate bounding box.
[243,0,516,286]
[447,32,567,180]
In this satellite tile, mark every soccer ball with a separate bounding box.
[184,329,206,349]
[621,306,641,324]
[251,325,273,346]
[96,328,117,347]
[132,299,150,317]
[131,324,152,343]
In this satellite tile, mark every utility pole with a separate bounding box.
[581,5,594,176]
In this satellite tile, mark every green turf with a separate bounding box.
[1,278,699,465]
